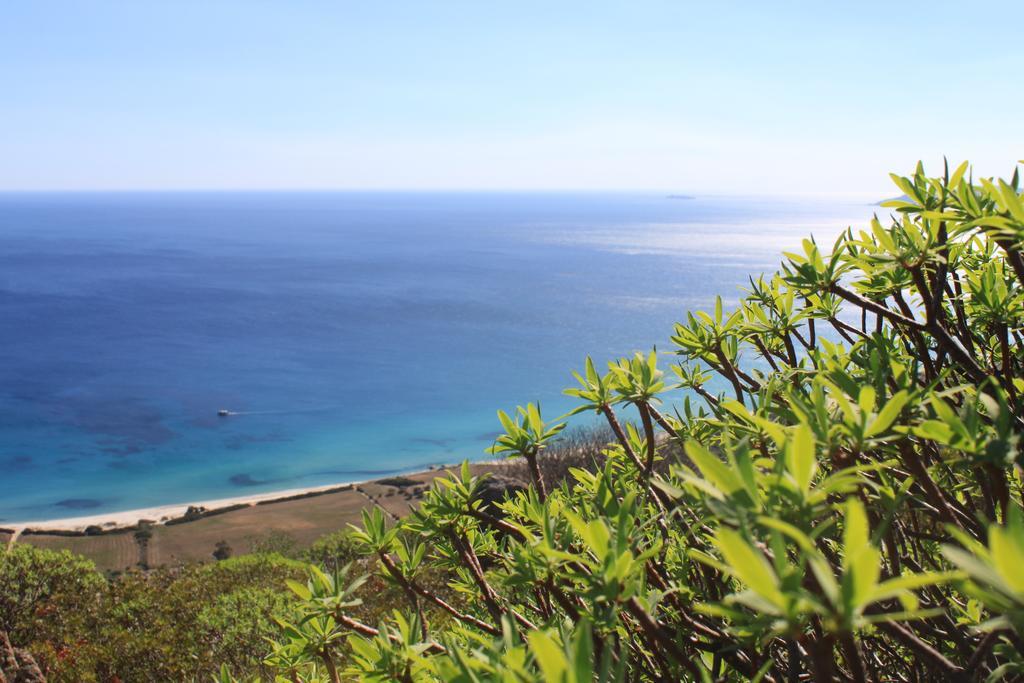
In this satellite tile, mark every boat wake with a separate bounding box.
[217,406,341,418]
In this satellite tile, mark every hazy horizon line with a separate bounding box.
[0,187,884,200]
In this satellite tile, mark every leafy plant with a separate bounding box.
[243,161,1024,681]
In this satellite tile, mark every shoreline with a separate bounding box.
[5,481,361,534]
[4,462,494,534]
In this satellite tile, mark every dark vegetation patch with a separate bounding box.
[373,476,419,488]
[54,498,102,510]
[229,473,280,487]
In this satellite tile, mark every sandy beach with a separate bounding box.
[5,460,508,535]
[3,463,504,572]
[5,481,362,533]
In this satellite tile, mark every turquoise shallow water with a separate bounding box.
[0,192,876,522]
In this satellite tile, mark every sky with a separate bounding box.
[1,2,1022,196]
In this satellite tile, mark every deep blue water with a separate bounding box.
[0,192,875,522]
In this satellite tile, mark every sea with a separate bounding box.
[0,191,877,523]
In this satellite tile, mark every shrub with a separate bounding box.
[96,554,306,682]
[302,531,361,573]
[499,424,626,489]
[1,546,307,682]
[0,545,105,680]
[213,540,233,561]
[376,477,420,488]
[248,529,300,558]
[244,162,1024,680]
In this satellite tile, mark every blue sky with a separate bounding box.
[1,2,1021,195]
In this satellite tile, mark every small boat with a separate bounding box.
[218,409,231,417]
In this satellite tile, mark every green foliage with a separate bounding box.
[0,544,105,679]
[95,553,306,682]
[214,539,234,561]
[249,161,1024,681]
[375,476,420,488]
[248,529,300,558]
[1,544,308,682]
[301,530,361,573]
[944,506,1024,635]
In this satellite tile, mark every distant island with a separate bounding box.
[665,194,695,200]
[874,193,910,206]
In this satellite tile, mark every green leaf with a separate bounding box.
[912,420,954,443]
[990,525,1024,594]
[685,441,743,496]
[858,386,876,417]
[527,403,543,433]
[790,423,817,494]
[757,516,815,554]
[841,499,881,608]
[843,499,869,558]
[949,160,969,188]
[285,579,311,601]
[529,630,567,681]
[679,473,728,501]
[713,528,784,609]
[497,409,516,434]
[865,391,909,437]
[871,571,961,603]
[585,356,599,385]
[998,179,1024,222]
[942,543,1001,588]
